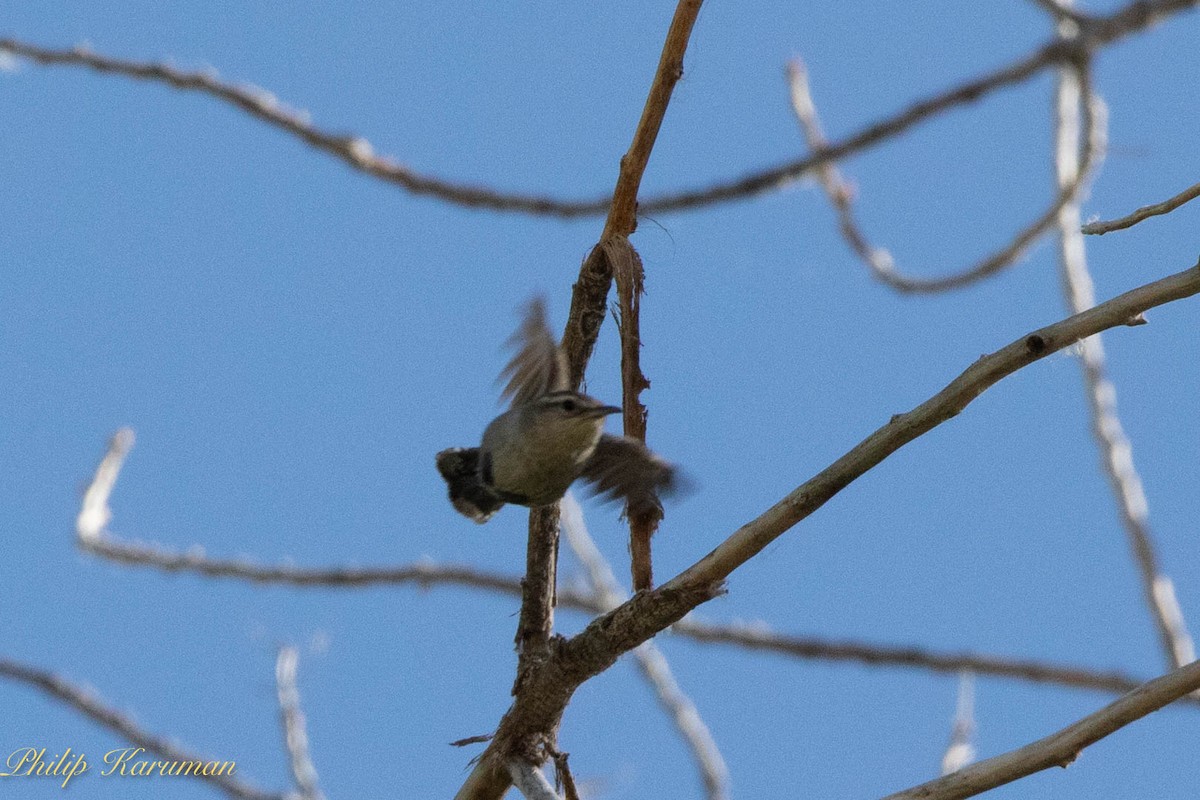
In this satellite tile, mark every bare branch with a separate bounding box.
[786,59,896,282]
[0,656,283,800]
[76,427,135,541]
[1052,38,1194,669]
[1083,179,1200,235]
[610,240,659,591]
[275,647,324,800]
[786,56,1100,294]
[508,760,562,800]
[562,495,729,800]
[668,617,1187,700]
[600,0,703,239]
[940,672,976,775]
[6,1,1194,220]
[882,658,1200,800]
[513,504,562,695]
[0,38,603,218]
[663,260,1200,593]
[1026,0,1094,24]
[80,524,576,596]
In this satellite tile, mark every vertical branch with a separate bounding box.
[610,240,659,590]
[514,505,563,692]
[275,646,325,800]
[602,0,704,241]
[463,5,707,797]
[941,671,977,775]
[603,0,703,591]
[1052,16,1195,670]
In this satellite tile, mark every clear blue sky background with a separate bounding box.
[3,2,1199,799]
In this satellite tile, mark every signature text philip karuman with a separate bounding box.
[1,747,237,788]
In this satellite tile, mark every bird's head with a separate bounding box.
[527,391,621,456]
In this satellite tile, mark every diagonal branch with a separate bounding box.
[881,658,1200,800]
[1052,29,1194,669]
[0,656,283,800]
[0,37,601,218]
[664,260,1200,593]
[1082,178,1200,235]
[668,617,1197,701]
[561,495,728,800]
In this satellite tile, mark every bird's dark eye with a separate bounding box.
[561,399,577,412]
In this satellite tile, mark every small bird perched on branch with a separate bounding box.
[437,296,683,523]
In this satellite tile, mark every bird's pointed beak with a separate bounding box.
[593,405,623,418]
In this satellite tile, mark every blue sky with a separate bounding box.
[3,2,1199,799]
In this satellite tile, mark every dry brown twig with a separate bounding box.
[1082,179,1200,235]
[1051,19,1194,669]
[0,656,284,800]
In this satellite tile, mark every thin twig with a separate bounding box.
[275,647,325,800]
[601,0,704,590]
[639,0,1198,214]
[0,656,282,800]
[1082,179,1200,234]
[941,672,977,775]
[507,760,562,800]
[610,240,659,590]
[668,617,1192,700]
[549,750,582,800]
[882,658,1200,800]
[561,495,729,800]
[1027,0,1094,24]
[786,59,897,283]
[600,0,703,239]
[0,38,602,218]
[76,427,135,541]
[786,56,1099,294]
[1052,32,1194,669]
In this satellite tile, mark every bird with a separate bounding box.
[436,296,683,523]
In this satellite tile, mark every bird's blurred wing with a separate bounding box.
[578,434,687,517]
[498,295,568,406]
